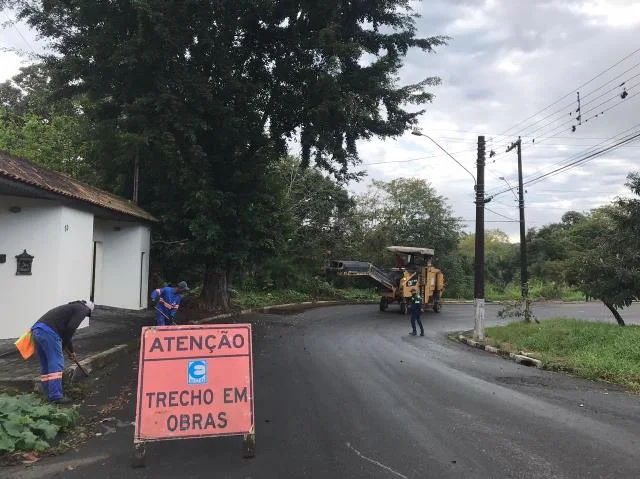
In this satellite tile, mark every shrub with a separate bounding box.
[0,394,79,453]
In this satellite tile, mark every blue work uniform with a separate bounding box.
[151,287,182,326]
[410,294,424,335]
[31,302,90,402]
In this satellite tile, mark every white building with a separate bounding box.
[0,151,157,339]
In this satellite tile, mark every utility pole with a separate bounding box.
[473,135,486,341]
[507,137,531,321]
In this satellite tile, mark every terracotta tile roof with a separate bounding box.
[0,150,157,222]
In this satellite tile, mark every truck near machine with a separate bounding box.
[326,246,445,314]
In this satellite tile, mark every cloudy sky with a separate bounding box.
[355,0,640,239]
[1,0,640,240]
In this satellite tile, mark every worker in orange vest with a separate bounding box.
[31,300,94,404]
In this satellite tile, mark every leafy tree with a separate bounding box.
[527,210,586,284]
[0,64,94,179]
[565,206,632,325]
[458,230,518,288]
[351,177,462,268]
[0,63,77,117]
[245,157,356,290]
[0,108,93,179]
[9,0,448,310]
[563,176,640,326]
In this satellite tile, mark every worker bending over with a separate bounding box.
[151,281,189,326]
[32,300,94,404]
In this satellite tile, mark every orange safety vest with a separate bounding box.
[15,330,36,360]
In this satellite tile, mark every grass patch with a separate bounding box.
[486,319,640,392]
[232,288,378,310]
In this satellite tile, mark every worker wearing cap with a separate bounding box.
[409,289,424,337]
[151,281,189,326]
[31,300,94,404]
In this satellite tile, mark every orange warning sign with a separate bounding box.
[134,324,254,442]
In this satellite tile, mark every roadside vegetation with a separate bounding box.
[232,287,378,310]
[485,280,584,302]
[229,281,582,311]
[2,3,640,323]
[486,319,640,392]
[0,394,79,454]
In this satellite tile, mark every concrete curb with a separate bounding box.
[191,300,379,325]
[453,333,543,369]
[512,354,543,368]
[0,344,130,394]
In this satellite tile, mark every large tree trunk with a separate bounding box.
[202,261,231,312]
[603,301,625,326]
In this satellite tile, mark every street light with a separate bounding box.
[413,128,488,340]
[498,176,519,201]
[411,129,476,184]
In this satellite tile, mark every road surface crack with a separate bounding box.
[345,442,408,479]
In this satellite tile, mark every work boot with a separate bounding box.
[51,396,73,405]
[410,331,417,336]
[420,332,425,337]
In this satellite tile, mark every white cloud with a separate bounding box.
[0,51,25,82]
[495,48,552,75]
[569,0,640,28]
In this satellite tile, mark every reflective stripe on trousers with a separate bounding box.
[31,326,65,401]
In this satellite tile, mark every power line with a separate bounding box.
[515,64,640,139]
[495,47,640,138]
[516,76,640,141]
[487,125,640,195]
[526,131,640,187]
[520,121,640,183]
[427,136,640,146]
[485,206,517,221]
[487,73,640,164]
[362,148,476,166]
[489,129,640,197]
[487,84,640,169]
[459,220,520,223]
[581,88,640,124]
[485,53,640,157]
[526,130,640,187]
[492,197,517,208]
[1,12,36,56]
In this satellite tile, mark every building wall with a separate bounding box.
[57,206,94,304]
[0,196,63,338]
[139,226,151,309]
[93,220,151,310]
[0,194,151,339]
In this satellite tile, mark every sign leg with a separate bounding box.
[242,433,256,458]
[131,442,146,468]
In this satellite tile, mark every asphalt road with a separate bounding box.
[8,303,640,479]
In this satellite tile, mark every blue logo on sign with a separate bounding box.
[188,360,207,385]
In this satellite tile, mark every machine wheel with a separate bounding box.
[433,292,442,313]
[399,301,407,315]
[379,297,389,312]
